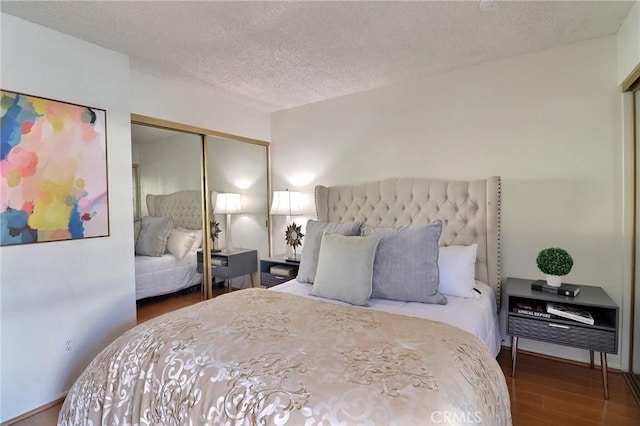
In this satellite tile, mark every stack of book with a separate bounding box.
[531,280,581,297]
[269,264,298,277]
[512,301,594,325]
[546,302,594,325]
[212,257,228,266]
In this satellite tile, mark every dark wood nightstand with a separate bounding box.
[260,255,299,288]
[197,248,258,290]
[505,277,619,399]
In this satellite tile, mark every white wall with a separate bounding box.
[130,70,270,141]
[0,13,136,422]
[271,36,625,368]
[618,0,640,86]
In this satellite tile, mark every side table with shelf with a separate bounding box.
[505,277,619,399]
[197,248,258,290]
[260,255,300,288]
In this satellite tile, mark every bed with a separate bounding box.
[271,177,503,357]
[60,177,511,425]
[134,190,207,300]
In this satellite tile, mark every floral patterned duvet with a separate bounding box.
[59,288,511,425]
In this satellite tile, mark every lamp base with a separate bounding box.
[285,254,301,263]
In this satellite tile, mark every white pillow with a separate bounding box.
[175,227,203,252]
[437,244,479,299]
[311,233,380,306]
[166,229,196,260]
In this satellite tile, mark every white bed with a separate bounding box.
[135,252,201,300]
[273,176,503,355]
[62,177,511,425]
[273,279,502,356]
[134,190,208,300]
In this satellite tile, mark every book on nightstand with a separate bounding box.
[531,280,581,297]
[512,302,558,319]
[546,302,594,325]
[269,264,298,277]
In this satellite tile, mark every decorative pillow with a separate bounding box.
[311,233,381,306]
[297,220,363,283]
[166,229,197,260]
[438,244,479,299]
[175,227,203,252]
[135,216,173,257]
[362,221,447,304]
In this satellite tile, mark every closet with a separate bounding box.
[131,115,270,301]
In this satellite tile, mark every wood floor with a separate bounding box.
[9,290,640,426]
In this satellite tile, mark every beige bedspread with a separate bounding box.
[59,289,511,425]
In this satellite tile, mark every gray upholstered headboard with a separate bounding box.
[314,177,502,308]
[146,190,217,230]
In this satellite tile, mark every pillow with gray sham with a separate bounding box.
[296,220,363,283]
[362,220,446,304]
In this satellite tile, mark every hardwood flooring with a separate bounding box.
[8,290,640,425]
[496,350,640,425]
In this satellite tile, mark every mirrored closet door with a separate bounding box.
[131,123,205,308]
[131,115,270,306]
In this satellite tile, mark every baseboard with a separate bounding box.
[500,345,622,374]
[1,395,65,426]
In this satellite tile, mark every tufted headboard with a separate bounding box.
[147,190,217,230]
[315,177,502,308]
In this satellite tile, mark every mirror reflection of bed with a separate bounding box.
[130,121,270,320]
[131,123,205,319]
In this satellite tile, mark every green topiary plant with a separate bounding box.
[536,247,573,276]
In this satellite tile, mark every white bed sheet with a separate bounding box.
[135,251,202,300]
[271,279,502,357]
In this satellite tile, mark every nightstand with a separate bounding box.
[506,277,619,399]
[260,255,300,288]
[197,248,258,290]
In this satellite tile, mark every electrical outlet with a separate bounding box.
[64,338,73,353]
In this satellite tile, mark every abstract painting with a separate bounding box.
[1,90,109,246]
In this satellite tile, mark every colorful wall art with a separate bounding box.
[1,90,109,246]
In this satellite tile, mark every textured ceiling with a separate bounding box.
[1,1,634,112]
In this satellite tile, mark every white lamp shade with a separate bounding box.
[214,193,241,214]
[270,190,303,216]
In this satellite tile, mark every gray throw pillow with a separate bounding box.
[362,221,447,304]
[297,220,363,283]
[311,233,381,306]
[135,216,173,256]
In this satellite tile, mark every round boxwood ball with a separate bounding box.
[536,247,573,276]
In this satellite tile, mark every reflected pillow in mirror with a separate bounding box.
[166,229,197,260]
[175,227,203,252]
[135,216,173,257]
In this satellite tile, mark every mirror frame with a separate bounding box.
[131,113,271,299]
